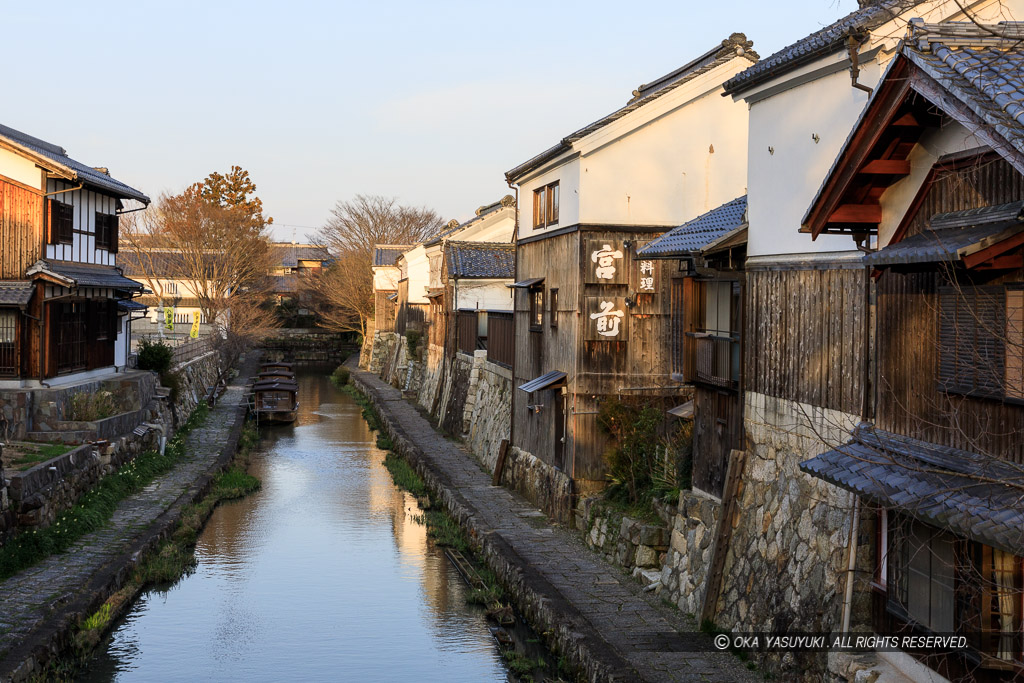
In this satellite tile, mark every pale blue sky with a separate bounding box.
[2,0,854,241]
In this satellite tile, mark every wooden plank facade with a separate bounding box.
[744,266,868,417]
[512,228,680,484]
[0,176,43,279]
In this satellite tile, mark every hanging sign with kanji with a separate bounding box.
[585,296,628,341]
[585,240,627,284]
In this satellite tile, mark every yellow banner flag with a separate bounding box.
[190,311,200,339]
[163,307,174,331]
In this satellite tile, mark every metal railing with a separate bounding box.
[133,334,215,366]
[693,334,739,389]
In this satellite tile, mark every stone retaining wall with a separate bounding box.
[576,497,669,581]
[0,393,31,442]
[367,331,397,375]
[499,446,575,523]
[658,490,721,616]
[715,392,873,680]
[0,352,220,546]
[463,353,511,472]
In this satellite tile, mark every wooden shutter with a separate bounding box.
[1007,287,1024,400]
[110,214,119,253]
[937,285,1005,397]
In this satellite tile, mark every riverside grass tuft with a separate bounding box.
[0,403,210,581]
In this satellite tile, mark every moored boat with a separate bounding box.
[251,377,299,424]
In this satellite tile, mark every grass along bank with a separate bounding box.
[0,404,211,581]
[38,419,262,680]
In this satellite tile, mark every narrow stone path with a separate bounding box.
[352,367,757,683]
[0,355,257,678]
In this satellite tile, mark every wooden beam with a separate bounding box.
[828,204,882,223]
[860,159,911,175]
[962,231,1024,268]
[700,449,747,626]
[973,254,1024,270]
[892,113,920,127]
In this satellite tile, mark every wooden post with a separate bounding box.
[699,448,747,626]
[492,438,509,486]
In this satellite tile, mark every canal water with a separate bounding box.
[81,365,511,682]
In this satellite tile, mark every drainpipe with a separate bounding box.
[847,35,873,95]
[43,183,84,198]
[506,178,519,456]
[841,496,861,633]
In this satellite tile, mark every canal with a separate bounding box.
[81,365,512,682]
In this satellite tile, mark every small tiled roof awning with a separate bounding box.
[386,293,398,302]
[0,281,34,308]
[865,202,1024,267]
[117,299,148,312]
[424,290,444,299]
[509,277,544,288]
[637,196,747,259]
[800,423,1024,555]
[667,401,694,419]
[27,260,145,291]
[518,371,567,393]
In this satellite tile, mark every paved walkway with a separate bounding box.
[0,355,257,677]
[352,367,756,683]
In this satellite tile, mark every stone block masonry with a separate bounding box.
[713,392,874,681]
[351,363,757,683]
[0,353,258,682]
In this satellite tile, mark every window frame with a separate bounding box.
[49,200,73,245]
[532,181,560,230]
[95,211,119,252]
[937,283,1023,403]
[549,288,558,329]
[883,512,1024,667]
[529,286,544,332]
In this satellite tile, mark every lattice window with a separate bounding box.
[0,310,16,377]
[938,286,1005,398]
[56,302,87,373]
[95,212,119,251]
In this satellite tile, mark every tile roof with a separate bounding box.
[119,250,190,278]
[507,34,757,182]
[117,299,148,312]
[800,423,1024,556]
[424,196,516,247]
[138,296,203,308]
[0,124,149,204]
[902,21,1024,160]
[723,1,915,96]
[637,196,747,257]
[445,241,515,279]
[270,243,330,268]
[29,260,144,291]
[373,245,413,267]
[0,281,34,307]
[865,202,1024,267]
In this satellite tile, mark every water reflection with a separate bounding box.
[82,366,508,682]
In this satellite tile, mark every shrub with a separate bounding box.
[405,330,422,359]
[330,365,350,386]
[137,339,174,374]
[68,390,120,421]
[598,397,687,508]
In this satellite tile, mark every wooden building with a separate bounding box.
[371,245,410,334]
[0,124,148,386]
[505,34,756,512]
[636,196,748,496]
[799,22,1024,680]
